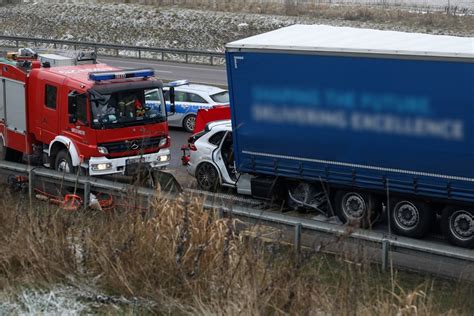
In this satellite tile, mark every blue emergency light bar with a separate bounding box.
[165,79,189,87]
[89,68,155,81]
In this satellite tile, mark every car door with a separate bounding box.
[185,92,211,116]
[212,131,237,185]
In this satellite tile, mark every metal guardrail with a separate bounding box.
[0,160,473,281]
[0,35,225,66]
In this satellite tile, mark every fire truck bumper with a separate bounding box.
[87,149,171,176]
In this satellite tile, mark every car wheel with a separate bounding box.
[55,150,75,174]
[441,206,473,248]
[196,162,220,192]
[390,199,434,238]
[183,114,196,133]
[334,190,379,228]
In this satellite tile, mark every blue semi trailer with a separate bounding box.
[223,25,474,248]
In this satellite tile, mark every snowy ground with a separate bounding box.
[0,3,472,55]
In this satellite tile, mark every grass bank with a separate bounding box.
[0,188,472,314]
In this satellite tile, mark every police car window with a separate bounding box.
[208,131,225,146]
[45,84,57,109]
[188,93,207,104]
[175,91,187,102]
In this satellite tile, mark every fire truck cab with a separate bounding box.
[0,57,171,175]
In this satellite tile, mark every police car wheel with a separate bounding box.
[183,115,196,133]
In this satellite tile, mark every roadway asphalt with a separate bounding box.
[98,56,228,87]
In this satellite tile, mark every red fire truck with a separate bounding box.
[0,54,172,175]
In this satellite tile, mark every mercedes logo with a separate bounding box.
[130,141,140,150]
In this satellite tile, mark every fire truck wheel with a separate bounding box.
[183,115,196,133]
[55,150,75,174]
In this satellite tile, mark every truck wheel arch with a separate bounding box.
[48,137,81,167]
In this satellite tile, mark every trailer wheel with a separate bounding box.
[441,207,473,248]
[196,162,220,192]
[390,199,434,238]
[334,190,378,228]
[183,114,197,133]
[55,150,75,174]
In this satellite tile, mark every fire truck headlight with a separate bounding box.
[97,146,109,154]
[91,163,112,171]
[159,137,168,147]
[159,154,170,162]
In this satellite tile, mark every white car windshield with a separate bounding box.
[91,88,166,128]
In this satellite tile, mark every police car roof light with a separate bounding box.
[89,68,155,81]
[166,79,189,87]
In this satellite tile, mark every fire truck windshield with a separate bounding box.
[90,88,166,129]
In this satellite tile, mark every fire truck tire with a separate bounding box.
[183,114,196,133]
[55,150,75,174]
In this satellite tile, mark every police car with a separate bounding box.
[146,83,229,133]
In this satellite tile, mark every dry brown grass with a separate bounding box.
[0,187,472,314]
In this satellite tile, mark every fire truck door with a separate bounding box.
[65,92,91,147]
[41,83,60,142]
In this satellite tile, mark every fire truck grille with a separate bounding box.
[99,136,164,154]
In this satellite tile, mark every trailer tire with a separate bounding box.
[183,114,196,133]
[390,199,434,238]
[334,190,378,228]
[441,207,473,249]
[196,162,220,192]
[55,150,75,174]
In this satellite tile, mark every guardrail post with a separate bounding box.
[54,43,57,49]
[382,238,390,271]
[116,49,119,57]
[185,53,188,63]
[28,168,35,202]
[210,56,214,66]
[94,46,98,56]
[138,50,141,59]
[294,223,302,260]
[83,181,91,210]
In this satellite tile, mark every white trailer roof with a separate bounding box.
[226,25,474,59]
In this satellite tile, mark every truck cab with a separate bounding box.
[28,65,171,175]
[0,55,171,176]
